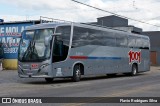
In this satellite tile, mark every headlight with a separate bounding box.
[40,63,50,70]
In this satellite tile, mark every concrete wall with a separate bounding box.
[142,31,160,48]
[97,15,128,27]
[150,47,160,65]
[143,31,160,65]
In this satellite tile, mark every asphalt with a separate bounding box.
[0,66,160,106]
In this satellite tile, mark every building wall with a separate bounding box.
[97,15,128,27]
[142,31,160,65]
[0,22,36,69]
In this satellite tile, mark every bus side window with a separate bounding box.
[52,39,69,63]
[116,34,128,47]
[142,38,150,50]
[52,39,62,63]
[53,26,70,62]
[128,36,136,48]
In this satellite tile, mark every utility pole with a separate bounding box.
[133,0,138,9]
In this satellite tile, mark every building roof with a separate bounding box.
[0,20,41,25]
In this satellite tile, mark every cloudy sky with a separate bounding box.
[0,0,160,31]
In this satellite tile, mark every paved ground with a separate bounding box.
[0,66,160,106]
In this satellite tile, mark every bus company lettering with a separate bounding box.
[128,50,141,64]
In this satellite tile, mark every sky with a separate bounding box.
[0,0,160,31]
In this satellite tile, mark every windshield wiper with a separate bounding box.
[22,41,39,61]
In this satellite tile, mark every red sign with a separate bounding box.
[128,50,141,64]
[31,64,38,69]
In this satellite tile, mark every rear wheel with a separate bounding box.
[45,78,54,83]
[72,65,81,82]
[131,64,138,76]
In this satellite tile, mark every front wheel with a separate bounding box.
[45,78,54,83]
[72,65,81,82]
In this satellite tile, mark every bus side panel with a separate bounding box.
[51,60,76,77]
[69,45,131,75]
[51,46,150,78]
[139,49,150,72]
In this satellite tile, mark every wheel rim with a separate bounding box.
[76,69,81,78]
[133,67,137,75]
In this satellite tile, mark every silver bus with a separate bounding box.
[18,23,150,82]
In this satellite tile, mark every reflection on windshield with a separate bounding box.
[18,29,54,62]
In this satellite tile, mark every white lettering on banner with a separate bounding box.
[0,37,21,53]
[0,37,12,44]
[0,25,29,55]
[12,27,18,33]
[2,37,7,44]
[6,27,12,33]
[21,26,25,32]
[0,26,27,36]
[0,27,4,34]
[5,27,19,36]
[4,48,18,54]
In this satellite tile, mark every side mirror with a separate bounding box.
[44,36,52,46]
[44,33,62,46]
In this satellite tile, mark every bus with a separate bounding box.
[17,22,150,82]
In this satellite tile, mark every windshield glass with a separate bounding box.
[18,29,54,62]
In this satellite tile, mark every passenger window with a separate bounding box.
[116,36,128,47]
[142,39,150,49]
[128,37,136,48]
[72,27,116,47]
[52,37,69,63]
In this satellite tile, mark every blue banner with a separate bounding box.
[0,23,33,59]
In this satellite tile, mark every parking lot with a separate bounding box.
[0,66,160,105]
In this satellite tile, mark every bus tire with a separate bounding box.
[72,65,81,82]
[131,64,138,76]
[45,78,54,83]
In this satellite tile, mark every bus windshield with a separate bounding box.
[18,29,54,62]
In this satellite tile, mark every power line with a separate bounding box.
[71,0,160,27]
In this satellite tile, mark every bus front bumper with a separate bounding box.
[18,74,53,78]
[18,64,54,78]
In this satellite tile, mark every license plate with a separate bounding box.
[31,64,38,69]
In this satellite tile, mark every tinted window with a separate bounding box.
[56,26,71,46]
[128,36,136,48]
[116,33,128,47]
[142,38,150,49]
[136,37,143,48]
[72,27,116,47]
[128,36,149,49]
[101,31,116,46]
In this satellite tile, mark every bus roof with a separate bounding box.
[25,22,149,40]
[25,23,71,30]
